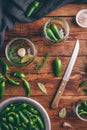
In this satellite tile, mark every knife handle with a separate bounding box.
[51,80,67,109]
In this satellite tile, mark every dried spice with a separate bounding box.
[37,82,47,95]
[59,107,67,118]
[21,54,33,63]
[35,52,50,72]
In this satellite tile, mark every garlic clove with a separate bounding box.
[18,48,26,57]
[63,122,73,129]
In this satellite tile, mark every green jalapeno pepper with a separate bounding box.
[53,57,62,77]
[37,116,45,129]
[50,23,62,40]
[0,60,10,75]
[27,106,39,115]
[2,117,7,123]
[9,123,14,130]
[79,80,87,87]
[0,73,4,83]
[1,122,9,130]
[46,28,58,41]
[18,127,24,130]
[22,79,31,97]
[1,107,10,115]
[0,81,5,99]
[18,111,29,124]
[8,116,15,124]
[25,1,40,18]
[8,112,20,125]
[7,78,20,86]
[12,72,25,78]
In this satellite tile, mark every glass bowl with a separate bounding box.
[74,100,87,121]
[5,38,36,67]
[43,17,70,45]
[0,97,51,130]
[76,9,87,28]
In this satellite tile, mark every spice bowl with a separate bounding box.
[5,38,36,67]
[76,9,87,28]
[0,97,51,130]
[43,17,70,45]
[74,100,87,121]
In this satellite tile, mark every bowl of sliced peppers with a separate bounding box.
[0,97,51,130]
[5,38,36,67]
[44,17,70,45]
[75,100,87,121]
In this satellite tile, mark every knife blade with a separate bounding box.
[51,40,80,109]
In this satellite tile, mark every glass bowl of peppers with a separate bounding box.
[5,38,36,67]
[74,100,87,121]
[0,97,51,130]
[43,17,70,45]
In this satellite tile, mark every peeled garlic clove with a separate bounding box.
[63,122,73,129]
[18,48,26,57]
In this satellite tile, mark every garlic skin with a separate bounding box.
[18,48,26,57]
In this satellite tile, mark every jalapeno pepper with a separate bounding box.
[22,79,31,97]
[9,123,14,130]
[0,81,5,99]
[25,1,40,18]
[7,78,20,86]
[1,122,9,130]
[0,73,4,83]
[50,23,62,40]
[36,116,45,129]
[0,60,10,75]
[53,57,62,77]
[12,72,25,78]
[18,111,29,124]
[46,28,58,41]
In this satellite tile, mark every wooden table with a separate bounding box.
[0,3,87,130]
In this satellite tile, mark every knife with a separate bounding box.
[51,40,80,109]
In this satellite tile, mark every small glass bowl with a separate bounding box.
[76,9,87,28]
[74,100,87,121]
[5,38,36,67]
[43,17,70,45]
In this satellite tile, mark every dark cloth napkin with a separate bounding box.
[0,0,87,48]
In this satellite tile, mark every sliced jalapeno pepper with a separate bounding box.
[25,1,40,18]
[0,60,10,75]
[22,79,31,97]
[12,72,25,78]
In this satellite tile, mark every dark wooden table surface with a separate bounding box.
[0,3,87,130]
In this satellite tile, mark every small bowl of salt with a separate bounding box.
[76,9,87,28]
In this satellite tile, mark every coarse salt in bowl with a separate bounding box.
[76,9,87,28]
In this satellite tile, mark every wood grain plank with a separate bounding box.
[47,4,87,16]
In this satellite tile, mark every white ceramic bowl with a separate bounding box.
[76,9,87,28]
[0,97,51,130]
